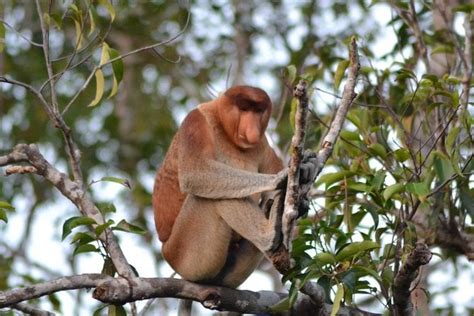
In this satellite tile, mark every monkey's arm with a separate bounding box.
[177,110,287,199]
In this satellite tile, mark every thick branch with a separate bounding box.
[0,274,330,315]
[0,274,106,308]
[392,243,432,316]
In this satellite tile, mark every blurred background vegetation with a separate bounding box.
[0,0,473,315]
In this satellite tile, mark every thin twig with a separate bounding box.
[0,20,43,47]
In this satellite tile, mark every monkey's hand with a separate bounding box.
[296,150,317,218]
[299,150,318,188]
[274,168,289,190]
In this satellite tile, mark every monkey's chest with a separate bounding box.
[216,144,259,172]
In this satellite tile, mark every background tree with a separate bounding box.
[0,0,472,315]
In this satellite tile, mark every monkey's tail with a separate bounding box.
[178,299,193,316]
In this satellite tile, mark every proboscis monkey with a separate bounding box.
[153,85,310,287]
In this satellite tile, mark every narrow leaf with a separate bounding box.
[0,209,7,223]
[406,182,430,197]
[313,252,336,266]
[340,130,361,141]
[73,18,83,49]
[99,42,110,66]
[100,176,131,189]
[393,148,410,162]
[88,69,105,107]
[73,244,98,256]
[445,126,460,151]
[368,143,387,159]
[285,65,297,84]
[0,201,15,210]
[88,8,96,35]
[383,183,405,201]
[113,219,146,235]
[99,0,116,22]
[62,216,97,240]
[95,219,114,237]
[107,48,124,98]
[331,284,344,316]
[0,22,5,53]
[70,232,95,245]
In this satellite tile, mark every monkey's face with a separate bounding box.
[218,102,270,150]
[219,86,272,149]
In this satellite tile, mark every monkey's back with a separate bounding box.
[153,132,186,243]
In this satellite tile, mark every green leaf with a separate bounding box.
[285,65,297,84]
[460,187,474,218]
[99,0,116,22]
[396,68,417,81]
[340,130,361,142]
[109,305,127,316]
[97,202,116,215]
[48,293,61,312]
[331,284,344,316]
[112,219,146,235]
[62,216,97,240]
[270,297,291,312]
[334,59,349,90]
[0,201,15,211]
[353,265,382,282]
[95,219,114,236]
[0,209,7,223]
[358,240,380,252]
[335,241,380,262]
[445,126,460,151]
[393,148,410,162]
[73,17,83,49]
[100,176,131,189]
[315,171,355,188]
[70,232,95,245]
[368,143,387,159]
[99,42,110,66]
[109,48,124,82]
[101,257,116,276]
[433,153,454,182]
[336,243,360,261]
[88,8,96,35]
[73,244,98,256]
[348,183,371,193]
[107,48,124,98]
[453,4,474,12]
[88,69,105,107]
[383,183,405,201]
[0,22,5,53]
[313,252,336,266]
[406,182,430,197]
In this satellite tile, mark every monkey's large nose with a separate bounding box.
[243,126,260,145]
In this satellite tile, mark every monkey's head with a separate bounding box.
[218,86,272,149]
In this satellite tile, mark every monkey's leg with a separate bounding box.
[162,196,234,283]
[210,239,263,288]
[212,197,290,273]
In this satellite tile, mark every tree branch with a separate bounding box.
[0,274,377,315]
[313,37,359,178]
[392,243,432,316]
[282,80,309,250]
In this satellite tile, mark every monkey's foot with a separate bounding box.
[268,245,291,274]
